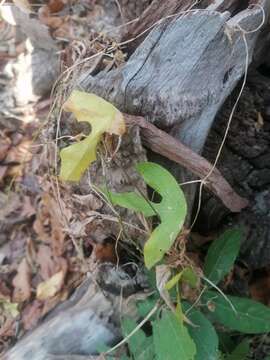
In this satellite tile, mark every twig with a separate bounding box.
[125,114,248,212]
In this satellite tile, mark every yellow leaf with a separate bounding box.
[36,271,64,301]
[60,91,126,181]
[0,300,19,318]
[165,272,182,290]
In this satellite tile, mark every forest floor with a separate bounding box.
[0,1,270,358]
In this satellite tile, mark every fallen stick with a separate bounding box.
[125,114,249,212]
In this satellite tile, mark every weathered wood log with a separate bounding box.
[81,1,269,150]
[4,265,146,360]
[79,0,269,208]
[121,0,199,50]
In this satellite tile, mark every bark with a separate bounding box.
[200,69,270,269]
[79,0,270,208]
[121,0,201,51]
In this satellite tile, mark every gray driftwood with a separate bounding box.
[4,265,146,360]
[79,0,270,205]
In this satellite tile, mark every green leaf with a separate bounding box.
[225,339,249,360]
[165,268,198,291]
[104,190,156,217]
[152,309,196,360]
[122,317,154,360]
[137,298,157,318]
[138,162,187,270]
[107,162,187,268]
[60,90,125,181]
[165,272,182,290]
[217,332,236,354]
[121,317,146,354]
[175,294,184,323]
[183,303,219,360]
[204,229,242,284]
[203,290,270,334]
[182,267,199,288]
[136,344,156,360]
[145,268,158,290]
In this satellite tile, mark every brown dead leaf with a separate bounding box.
[51,220,66,256]
[156,265,175,313]
[48,0,65,13]
[0,137,11,162]
[69,219,88,238]
[4,138,33,179]
[10,133,24,147]
[21,300,44,330]
[73,193,103,210]
[36,270,65,301]
[36,245,57,280]
[36,255,67,301]
[34,192,70,256]
[0,166,8,182]
[38,5,65,29]
[94,243,116,264]
[250,269,270,306]
[45,196,67,256]
[0,318,16,338]
[20,196,36,218]
[33,216,50,244]
[12,258,31,303]
[26,237,37,268]
[52,22,71,40]
[36,245,68,281]
[0,192,20,221]
[4,140,32,165]
[0,280,11,301]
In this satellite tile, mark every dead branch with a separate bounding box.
[125,114,248,212]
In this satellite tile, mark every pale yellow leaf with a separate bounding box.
[1,300,19,318]
[60,91,126,181]
[36,270,64,301]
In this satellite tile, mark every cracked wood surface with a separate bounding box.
[4,265,145,360]
[79,0,269,208]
